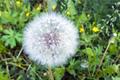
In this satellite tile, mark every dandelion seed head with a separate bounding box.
[23,13,79,67]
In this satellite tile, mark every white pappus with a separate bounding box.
[23,12,79,67]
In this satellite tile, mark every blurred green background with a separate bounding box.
[0,0,120,80]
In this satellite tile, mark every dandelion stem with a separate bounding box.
[48,66,54,80]
[47,0,52,12]
[16,47,23,59]
[98,41,111,69]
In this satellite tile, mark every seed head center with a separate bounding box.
[43,31,60,48]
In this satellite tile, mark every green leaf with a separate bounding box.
[0,68,9,80]
[67,59,80,75]
[103,64,120,75]
[0,72,9,80]
[78,13,88,24]
[109,44,117,55]
[112,76,120,80]
[1,29,22,48]
[86,48,94,57]
[0,41,7,54]
[15,33,22,43]
[67,0,77,16]
[54,67,65,80]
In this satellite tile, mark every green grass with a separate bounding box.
[0,0,120,80]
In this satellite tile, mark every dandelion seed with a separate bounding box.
[23,13,79,67]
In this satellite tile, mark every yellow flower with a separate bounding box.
[79,25,85,33]
[52,5,56,11]
[25,12,30,17]
[92,26,99,32]
[16,1,22,7]
[36,6,40,11]
[35,4,41,11]
[66,11,70,16]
